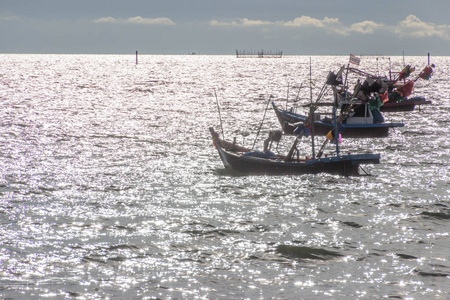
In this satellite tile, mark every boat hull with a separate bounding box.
[380,98,432,112]
[273,104,404,138]
[210,128,380,176]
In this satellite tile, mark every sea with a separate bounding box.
[0,54,449,299]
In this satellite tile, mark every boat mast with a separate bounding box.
[332,85,340,156]
[310,57,316,158]
[316,66,346,158]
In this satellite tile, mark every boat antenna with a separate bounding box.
[214,89,225,139]
[376,57,379,76]
[252,94,273,150]
[389,57,392,81]
[285,82,289,110]
[294,83,302,103]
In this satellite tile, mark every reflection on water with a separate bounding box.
[0,54,449,299]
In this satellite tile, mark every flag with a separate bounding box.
[396,81,414,97]
[349,54,361,66]
[419,66,433,80]
[398,65,415,81]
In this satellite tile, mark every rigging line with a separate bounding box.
[252,94,273,150]
[316,86,355,158]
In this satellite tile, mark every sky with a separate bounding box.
[1,0,450,55]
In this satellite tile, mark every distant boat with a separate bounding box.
[380,97,431,112]
[273,61,413,137]
[273,102,404,138]
[349,63,434,112]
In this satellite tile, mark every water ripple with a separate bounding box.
[0,54,449,299]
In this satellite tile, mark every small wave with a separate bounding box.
[276,245,343,260]
[111,225,135,232]
[108,244,140,251]
[67,291,81,297]
[104,185,133,192]
[108,256,127,262]
[183,229,240,237]
[341,221,363,228]
[396,253,418,260]
[420,211,450,220]
[215,168,246,177]
[415,269,449,278]
[38,186,57,193]
[128,87,153,93]
[249,224,269,232]
[82,256,107,264]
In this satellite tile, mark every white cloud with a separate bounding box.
[209,16,340,28]
[94,16,117,23]
[94,14,450,41]
[0,15,21,22]
[127,16,175,25]
[282,16,340,28]
[348,20,382,34]
[394,14,450,40]
[94,16,175,25]
[209,15,450,40]
[209,18,273,27]
[210,16,370,36]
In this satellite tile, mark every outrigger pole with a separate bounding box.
[214,89,225,140]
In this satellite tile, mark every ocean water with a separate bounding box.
[0,54,449,299]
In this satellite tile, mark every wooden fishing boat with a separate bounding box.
[273,61,409,138]
[210,64,382,176]
[349,62,434,112]
[273,102,404,138]
[209,128,380,176]
[380,97,432,112]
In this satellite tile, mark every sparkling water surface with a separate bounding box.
[0,54,449,299]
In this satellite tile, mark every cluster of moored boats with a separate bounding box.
[210,57,434,176]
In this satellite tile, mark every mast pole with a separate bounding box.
[310,57,315,158]
[389,57,392,81]
[332,86,340,156]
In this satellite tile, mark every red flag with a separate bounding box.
[396,81,414,97]
[419,66,433,80]
[379,91,389,103]
[349,54,360,66]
